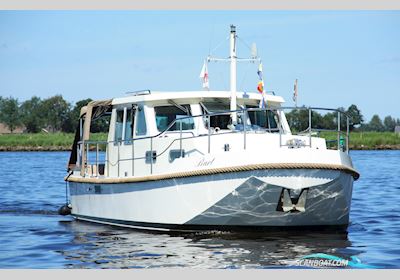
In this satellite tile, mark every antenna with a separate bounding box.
[293,79,298,107]
[251,43,258,58]
[125,90,151,96]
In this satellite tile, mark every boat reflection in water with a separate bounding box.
[58,219,356,268]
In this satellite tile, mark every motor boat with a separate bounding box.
[64,25,359,231]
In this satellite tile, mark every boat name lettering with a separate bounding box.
[197,158,215,167]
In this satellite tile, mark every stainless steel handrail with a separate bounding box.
[79,106,350,177]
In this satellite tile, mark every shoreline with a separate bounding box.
[1,145,399,152]
[1,132,399,151]
[350,144,400,150]
[0,146,71,151]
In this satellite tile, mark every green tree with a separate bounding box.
[20,96,44,133]
[321,112,336,130]
[286,109,335,131]
[41,95,71,132]
[286,108,310,132]
[346,104,364,131]
[0,96,22,133]
[368,115,385,132]
[61,98,93,133]
[310,111,324,129]
[72,98,92,124]
[383,116,397,132]
[337,107,348,131]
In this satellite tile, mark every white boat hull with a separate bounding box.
[69,168,353,231]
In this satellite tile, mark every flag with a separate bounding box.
[256,61,264,93]
[257,62,266,108]
[257,62,263,80]
[257,80,264,93]
[199,61,209,90]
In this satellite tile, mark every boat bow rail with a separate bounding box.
[71,106,353,180]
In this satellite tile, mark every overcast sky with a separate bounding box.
[0,11,399,120]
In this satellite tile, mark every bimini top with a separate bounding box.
[111,90,285,106]
[79,99,113,118]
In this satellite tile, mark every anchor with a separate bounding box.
[277,188,308,213]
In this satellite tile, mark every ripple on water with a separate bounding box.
[0,151,399,268]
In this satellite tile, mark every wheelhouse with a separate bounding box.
[68,90,350,180]
[107,90,289,140]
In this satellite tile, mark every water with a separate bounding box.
[0,151,399,268]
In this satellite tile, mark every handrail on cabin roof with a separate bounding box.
[78,106,349,145]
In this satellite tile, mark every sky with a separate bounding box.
[0,11,399,121]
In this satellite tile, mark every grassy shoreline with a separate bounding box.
[320,131,400,150]
[0,132,399,151]
[0,133,107,151]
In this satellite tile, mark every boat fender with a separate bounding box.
[58,204,72,216]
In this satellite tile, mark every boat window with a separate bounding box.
[200,102,236,129]
[114,107,135,142]
[202,103,230,112]
[247,106,279,132]
[135,105,147,136]
[154,105,194,132]
[124,107,133,141]
[114,109,124,142]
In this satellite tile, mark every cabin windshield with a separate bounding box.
[154,104,193,132]
[246,105,279,132]
[199,100,281,132]
[200,101,235,129]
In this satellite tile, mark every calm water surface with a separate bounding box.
[0,151,399,268]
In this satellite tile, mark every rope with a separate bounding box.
[209,36,229,56]
[66,162,360,184]
[237,36,253,52]
[64,170,73,204]
[65,181,68,204]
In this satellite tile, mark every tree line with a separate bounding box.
[0,95,399,133]
[0,95,108,133]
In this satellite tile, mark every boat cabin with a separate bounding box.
[68,90,293,178]
[109,90,288,140]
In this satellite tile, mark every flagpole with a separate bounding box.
[294,78,298,107]
[229,25,237,124]
[206,25,261,125]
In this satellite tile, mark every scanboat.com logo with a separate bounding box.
[295,253,377,268]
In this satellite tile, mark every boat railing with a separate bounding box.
[77,106,350,177]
